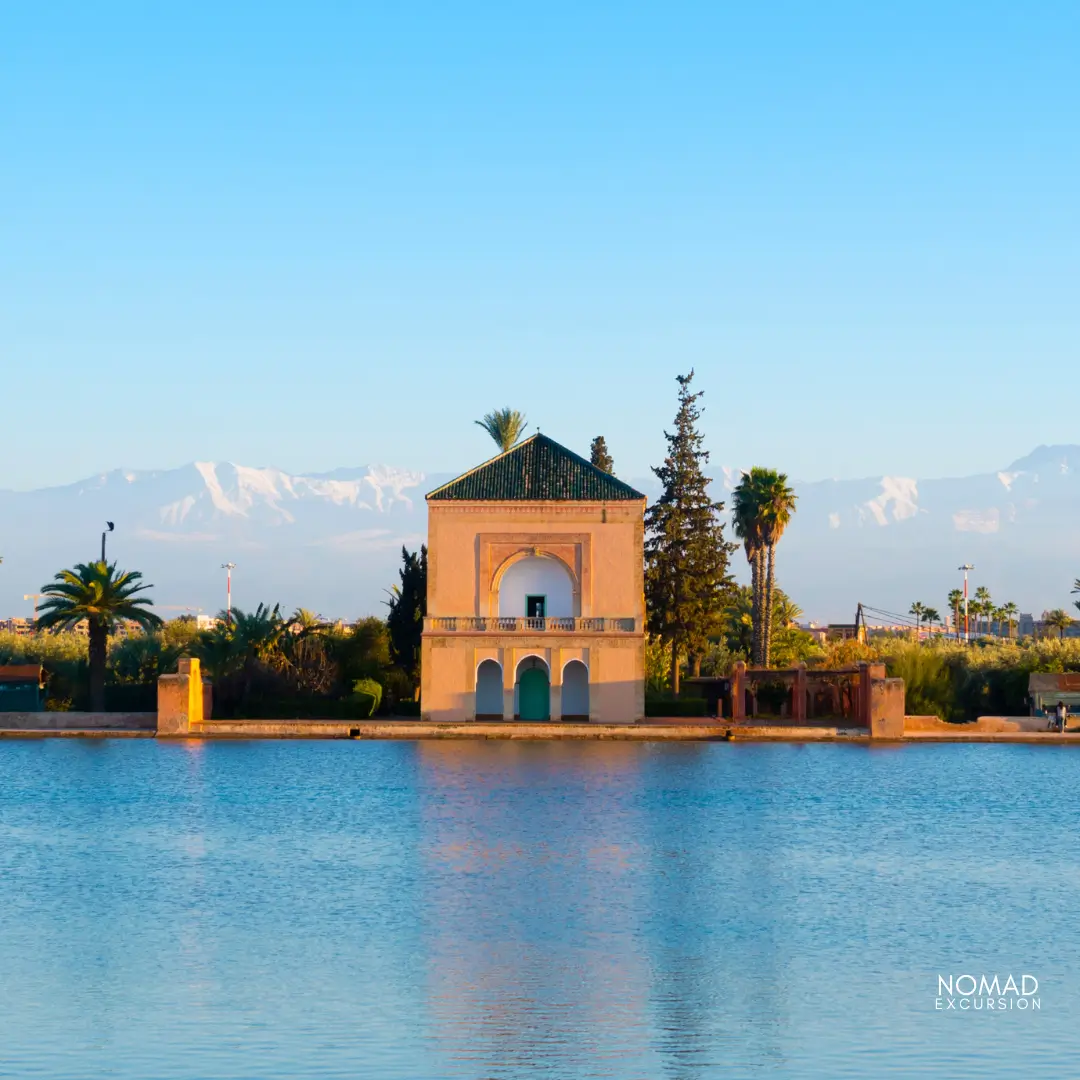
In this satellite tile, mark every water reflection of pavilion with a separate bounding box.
[415,741,660,1074]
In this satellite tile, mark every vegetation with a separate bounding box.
[732,467,797,666]
[589,436,614,474]
[908,602,942,634]
[720,586,816,668]
[947,589,963,638]
[385,545,426,694]
[34,561,162,711]
[1044,609,1074,641]
[190,607,402,718]
[731,475,765,666]
[644,371,735,694]
[475,408,527,452]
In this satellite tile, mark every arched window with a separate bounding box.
[498,556,575,618]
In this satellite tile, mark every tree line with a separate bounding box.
[6,376,805,710]
[909,583,1079,642]
[2,555,429,715]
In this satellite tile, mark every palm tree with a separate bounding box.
[773,591,803,630]
[35,561,162,711]
[999,601,1019,638]
[923,607,940,636]
[225,603,287,708]
[947,588,964,640]
[909,601,927,638]
[1044,609,1074,641]
[1072,579,1080,616]
[731,475,765,665]
[753,470,797,667]
[723,586,754,656]
[289,607,323,635]
[195,620,238,681]
[475,408,527,453]
[974,586,992,638]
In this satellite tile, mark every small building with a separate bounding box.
[1029,673,1080,717]
[420,434,646,722]
[0,665,45,712]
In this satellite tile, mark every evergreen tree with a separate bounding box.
[386,545,427,685]
[644,372,734,694]
[590,436,614,474]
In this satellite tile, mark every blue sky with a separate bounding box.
[3,2,1078,490]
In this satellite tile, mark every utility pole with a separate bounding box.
[102,521,115,562]
[958,564,974,644]
[221,563,236,624]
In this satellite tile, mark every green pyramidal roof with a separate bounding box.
[427,434,646,502]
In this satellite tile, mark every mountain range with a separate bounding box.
[2,445,1079,623]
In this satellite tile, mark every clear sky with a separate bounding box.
[3,2,1077,491]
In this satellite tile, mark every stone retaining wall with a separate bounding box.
[0,712,156,731]
[904,714,1050,734]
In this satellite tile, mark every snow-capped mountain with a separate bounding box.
[0,462,451,621]
[1,447,1078,622]
[643,445,1080,621]
[762,445,1080,621]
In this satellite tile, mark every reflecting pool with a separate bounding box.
[0,739,1075,1077]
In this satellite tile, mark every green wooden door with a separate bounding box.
[518,668,550,721]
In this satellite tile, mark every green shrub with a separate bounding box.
[876,639,1080,721]
[380,667,416,709]
[645,696,708,717]
[351,678,383,718]
[391,699,422,717]
[225,696,376,720]
[884,644,960,722]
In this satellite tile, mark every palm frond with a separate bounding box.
[475,408,527,452]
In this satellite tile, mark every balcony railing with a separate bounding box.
[425,616,638,633]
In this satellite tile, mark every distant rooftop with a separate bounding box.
[427,434,646,502]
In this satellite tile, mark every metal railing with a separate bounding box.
[424,616,638,633]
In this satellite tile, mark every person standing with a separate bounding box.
[1056,700,1069,733]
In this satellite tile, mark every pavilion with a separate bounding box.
[420,434,646,722]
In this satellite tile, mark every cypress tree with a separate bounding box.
[644,372,734,694]
[590,436,614,474]
[386,545,427,684]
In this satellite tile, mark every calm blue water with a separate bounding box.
[0,739,1075,1078]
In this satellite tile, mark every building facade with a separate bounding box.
[420,434,646,722]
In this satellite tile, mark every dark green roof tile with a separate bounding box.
[427,434,645,502]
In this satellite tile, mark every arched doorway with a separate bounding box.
[516,656,550,721]
[561,660,589,721]
[475,659,503,720]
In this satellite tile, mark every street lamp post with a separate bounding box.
[101,521,115,562]
[958,564,975,643]
[221,563,236,623]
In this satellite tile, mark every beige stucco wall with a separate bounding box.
[426,500,645,619]
[422,499,646,722]
[421,632,645,723]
